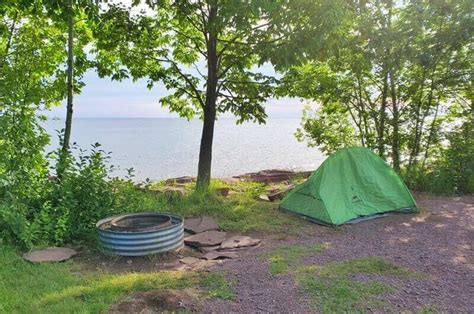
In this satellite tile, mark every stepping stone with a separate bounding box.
[184,231,227,247]
[179,256,201,266]
[220,236,261,250]
[184,216,219,234]
[203,251,238,260]
[199,245,221,253]
[23,247,77,263]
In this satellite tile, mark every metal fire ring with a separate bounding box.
[96,212,184,256]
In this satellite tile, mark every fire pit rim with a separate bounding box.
[96,212,183,235]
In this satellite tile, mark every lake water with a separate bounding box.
[44,118,325,181]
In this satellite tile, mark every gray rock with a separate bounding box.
[184,231,228,247]
[23,247,77,263]
[220,236,261,249]
[199,245,221,253]
[179,256,201,266]
[203,251,238,260]
[215,187,230,197]
[184,216,219,234]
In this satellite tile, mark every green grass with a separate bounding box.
[199,272,234,300]
[0,245,233,313]
[140,179,304,233]
[260,243,329,275]
[295,256,418,312]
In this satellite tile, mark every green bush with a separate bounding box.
[403,118,474,194]
[0,141,149,248]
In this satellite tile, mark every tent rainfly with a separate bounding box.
[280,147,417,225]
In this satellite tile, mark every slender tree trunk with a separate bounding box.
[378,71,389,157]
[62,0,74,152]
[421,98,441,169]
[390,71,400,172]
[196,4,218,190]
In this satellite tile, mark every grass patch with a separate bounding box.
[141,179,304,233]
[296,256,417,312]
[260,243,328,275]
[199,272,234,300]
[0,245,233,312]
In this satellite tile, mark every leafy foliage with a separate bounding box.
[284,0,473,185]
[405,114,474,194]
[93,0,347,187]
[0,139,145,248]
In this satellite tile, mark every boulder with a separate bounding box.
[203,251,238,260]
[184,216,219,234]
[184,231,228,247]
[215,187,230,197]
[23,247,77,263]
[220,236,261,250]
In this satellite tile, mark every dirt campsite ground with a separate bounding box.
[69,193,473,313]
[198,194,474,313]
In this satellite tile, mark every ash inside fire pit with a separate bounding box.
[109,214,172,232]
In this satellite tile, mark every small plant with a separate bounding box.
[260,243,328,275]
[199,272,235,300]
[296,256,418,312]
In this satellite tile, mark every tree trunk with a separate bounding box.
[196,4,218,190]
[390,71,400,172]
[196,105,217,189]
[378,71,389,157]
[62,0,74,152]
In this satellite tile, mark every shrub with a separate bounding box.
[403,117,474,194]
[0,141,149,248]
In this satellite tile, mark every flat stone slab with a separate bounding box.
[179,256,201,266]
[184,231,228,247]
[184,216,219,234]
[179,256,221,270]
[220,236,261,250]
[199,245,221,253]
[203,251,238,260]
[23,247,77,263]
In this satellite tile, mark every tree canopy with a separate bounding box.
[94,0,347,188]
[283,0,472,176]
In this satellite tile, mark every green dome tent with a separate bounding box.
[280,147,417,225]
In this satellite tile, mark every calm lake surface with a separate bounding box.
[44,118,325,181]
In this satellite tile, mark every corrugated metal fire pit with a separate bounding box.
[96,213,184,256]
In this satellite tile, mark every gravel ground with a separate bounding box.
[202,194,474,313]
